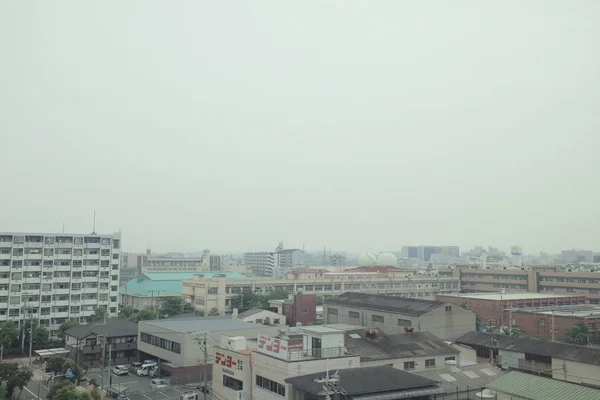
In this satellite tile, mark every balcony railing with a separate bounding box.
[280,346,355,361]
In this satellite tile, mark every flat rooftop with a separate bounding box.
[443,292,582,301]
[300,326,342,334]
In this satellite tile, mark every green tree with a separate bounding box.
[48,383,91,400]
[159,297,194,317]
[316,296,324,306]
[0,321,19,360]
[132,308,157,322]
[230,288,259,309]
[22,319,51,350]
[88,308,107,323]
[565,322,591,344]
[0,363,20,386]
[208,308,220,316]
[46,356,68,375]
[5,364,33,398]
[265,288,289,302]
[90,386,101,400]
[119,306,134,319]
[57,321,77,341]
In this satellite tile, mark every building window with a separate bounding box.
[223,376,243,391]
[445,306,452,312]
[349,311,360,319]
[425,359,436,368]
[403,361,415,371]
[256,375,285,396]
[273,319,280,324]
[445,357,455,361]
[140,332,181,354]
[536,318,545,327]
[255,319,263,324]
[372,315,384,323]
[208,287,218,295]
[328,308,338,315]
[398,319,412,326]
[301,309,308,313]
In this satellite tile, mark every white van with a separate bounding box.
[136,363,158,376]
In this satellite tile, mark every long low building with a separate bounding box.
[182,269,461,315]
[324,292,476,341]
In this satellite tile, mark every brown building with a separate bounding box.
[65,319,138,369]
[437,292,586,329]
[510,305,600,341]
[439,265,600,304]
[270,293,317,326]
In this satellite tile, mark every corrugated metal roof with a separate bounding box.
[488,371,600,400]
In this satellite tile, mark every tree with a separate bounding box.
[90,386,101,400]
[0,321,19,360]
[46,356,68,375]
[88,308,107,323]
[119,306,134,319]
[264,288,289,302]
[48,383,91,400]
[5,365,33,398]
[565,322,591,344]
[230,288,259,309]
[0,362,20,386]
[132,308,157,322]
[22,319,51,350]
[316,296,324,306]
[57,321,77,341]
[208,308,220,316]
[160,297,194,317]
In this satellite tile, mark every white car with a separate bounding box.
[112,366,129,376]
[151,378,168,390]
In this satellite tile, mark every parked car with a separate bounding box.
[112,365,129,376]
[150,378,168,390]
[128,362,143,374]
[149,366,160,378]
[136,363,158,376]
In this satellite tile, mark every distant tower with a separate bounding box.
[511,245,523,267]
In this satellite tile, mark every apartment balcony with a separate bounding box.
[55,265,72,271]
[281,346,356,361]
[53,288,70,295]
[24,253,42,260]
[55,242,73,248]
[85,243,102,249]
[0,277,9,284]
[82,276,99,283]
[0,301,8,308]
[82,298,97,305]
[56,254,73,260]
[112,342,137,351]
[27,301,40,308]
[52,311,69,318]
[0,289,8,296]
[54,276,71,283]
[82,287,99,293]
[0,266,9,273]
[0,253,10,260]
[53,300,70,307]
[83,266,99,272]
[24,265,42,272]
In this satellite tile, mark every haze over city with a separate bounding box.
[1,1,599,254]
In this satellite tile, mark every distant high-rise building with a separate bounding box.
[401,246,418,259]
[511,245,523,267]
[244,243,304,277]
[441,246,460,258]
[560,249,594,263]
[328,254,346,267]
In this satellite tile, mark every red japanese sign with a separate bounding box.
[257,334,288,359]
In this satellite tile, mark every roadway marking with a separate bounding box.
[158,391,170,398]
[143,394,153,400]
[24,387,39,399]
[173,389,183,394]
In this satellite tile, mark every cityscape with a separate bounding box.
[2,1,600,400]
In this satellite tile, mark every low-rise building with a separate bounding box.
[137,317,281,383]
[414,362,506,398]
[437,292,587,330]
[285,365,445,400]
[454,331,600,387]
[269,294,317,326]
[182,270,461,315]
[65,319,138,369]
[487,371,600,400]
[119,271,246,311]
[324,292,475,341]
[234,308,287,326]
[344,329,460,371]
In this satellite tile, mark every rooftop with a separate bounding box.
[237,308,280,319]
[140,317,260,333]
[325,292,445,316]
[442,292,583,301]
[455,331,600,366]
[345,330,458,361]
[66,319,138,339]
[120,271,246,296]
[488,371,600,400]
[414,363,506,393]
[285,365,442,397]
[300,326,343,334]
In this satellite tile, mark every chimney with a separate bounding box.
[232,308,239,319]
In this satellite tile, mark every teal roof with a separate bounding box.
[119,271,247,296]
[488,371,600,400]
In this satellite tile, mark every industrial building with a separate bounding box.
[439,264,600,303]
[243,244,304,277]
[436,292,587,330]
[324,292,475,341]
[181,269,461,316]
[454,331,600,387]
[0,231,121,336]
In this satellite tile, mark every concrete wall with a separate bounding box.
[252,352,360,400]
[241,310,286,326]
[552,358,600,386]
[451,343,477,364]
[419,303,475,341]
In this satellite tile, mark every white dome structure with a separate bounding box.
[357,251,378,266]
[377,252,398,266]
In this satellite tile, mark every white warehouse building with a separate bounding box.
[0,231,121,336]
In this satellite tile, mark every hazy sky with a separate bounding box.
[1,1,599,255]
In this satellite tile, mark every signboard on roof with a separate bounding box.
[256,334,288,360]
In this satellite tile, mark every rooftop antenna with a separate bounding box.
[92,211,97,235]
[62,221,65,234]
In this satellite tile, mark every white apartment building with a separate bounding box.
[0,232,121,336]
[182,269,461,315]
[244,246,304,277]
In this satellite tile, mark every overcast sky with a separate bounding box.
[1,1,599,255]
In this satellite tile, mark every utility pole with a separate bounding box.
[551,311,555,342]
[194,332,210,400]
[508,306,513,336]
[28,316,33,365]
[156,291,160,319]
[107,342,113,389]
[99,334,107,393]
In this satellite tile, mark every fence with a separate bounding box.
[433,387,498,399]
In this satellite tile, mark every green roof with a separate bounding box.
[119,271,247,296]
[488,371,600,400]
